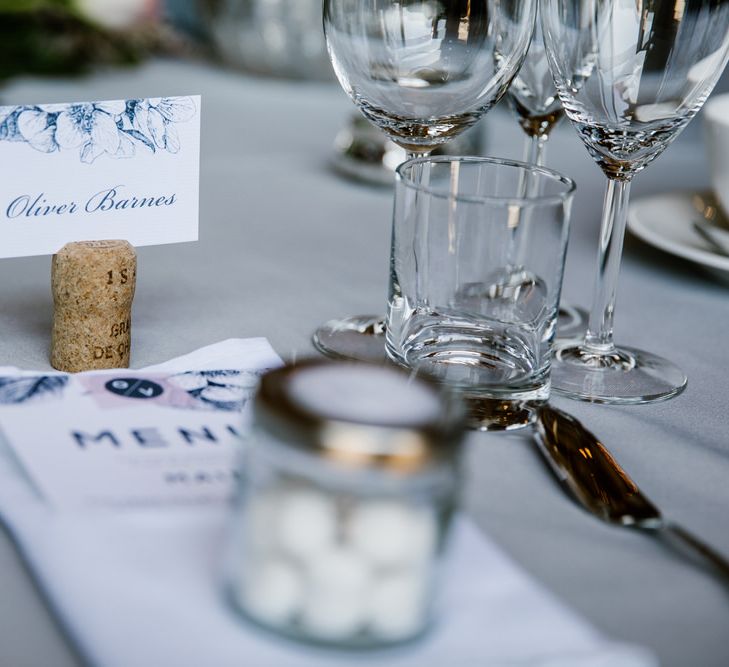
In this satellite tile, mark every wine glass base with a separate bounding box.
[557,304,588,341]
[312,306,589,365]
[312,315,387,363]
[556,304,588,340]
[551,342,687,404]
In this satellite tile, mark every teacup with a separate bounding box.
[704,92,729,217]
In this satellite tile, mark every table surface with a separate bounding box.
[0,60,727,667]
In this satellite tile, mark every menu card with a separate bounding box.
[0,338,281,509]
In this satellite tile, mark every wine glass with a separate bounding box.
[506,9,588,339]
[508,8,563,166]
[314,0,537,362]
[542,0,729,403]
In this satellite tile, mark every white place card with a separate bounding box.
[0,96,200,258]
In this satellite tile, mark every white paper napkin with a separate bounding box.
[0,339,657,667]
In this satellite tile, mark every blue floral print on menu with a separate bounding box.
[167,370,262,412]
[0,376,69,405]
[0,97,196,164]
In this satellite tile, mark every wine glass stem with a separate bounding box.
[523,133,548,168]
[507,135,549,268]
[403,148,433,308]
[583,177,632,354]
[405,149,431,162]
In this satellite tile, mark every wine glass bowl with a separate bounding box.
[542,0,729,403]
[507,17,564,143]
[324,0,536,153]
[544,0,729,181]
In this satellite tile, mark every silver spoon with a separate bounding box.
[534,405,729,583]
[693,219,729,257]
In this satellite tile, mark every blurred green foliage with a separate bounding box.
[0,0,144,80]
[1,0,75,11]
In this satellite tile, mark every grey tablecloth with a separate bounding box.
[0,61,727,667]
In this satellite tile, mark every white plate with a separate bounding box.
[628,191,729,278]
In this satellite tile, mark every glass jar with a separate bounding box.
[199,0,332,80]
[223,360,465,648]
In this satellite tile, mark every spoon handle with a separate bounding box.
[660,523,729,584]
[693,220,729,257]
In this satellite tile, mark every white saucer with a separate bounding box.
[628,191,729,279]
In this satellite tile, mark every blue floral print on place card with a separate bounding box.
[1,97,197,164]
[0,94,200,259]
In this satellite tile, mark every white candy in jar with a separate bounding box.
[244,492,279,554]
[275,488,338,561]
[301,545,371,639]
[301,590,368,640]
[349,499,438,568]
[367,570,429,640]
[237,557,303,627]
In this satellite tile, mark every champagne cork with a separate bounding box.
[51,240,136,372]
